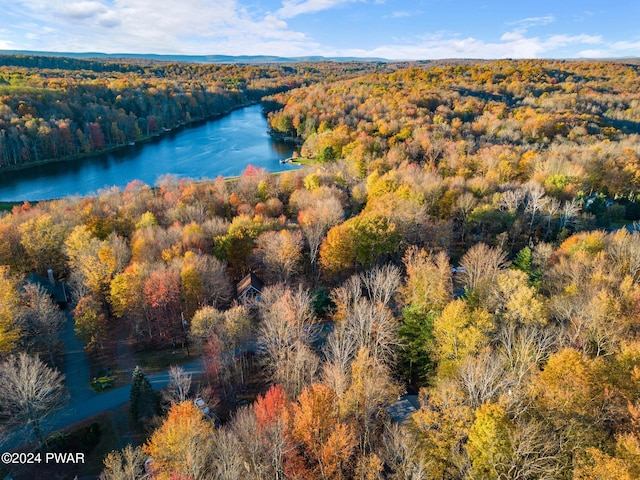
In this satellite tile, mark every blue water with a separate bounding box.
[0,105,296,201]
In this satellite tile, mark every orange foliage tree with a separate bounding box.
[144,401,215,480]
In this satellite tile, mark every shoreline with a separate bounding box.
[0,164,305,206]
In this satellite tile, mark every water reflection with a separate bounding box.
[0,105,296,201]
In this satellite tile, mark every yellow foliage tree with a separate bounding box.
[433,299,493,377]
[467,403,514,480]
[489,269,547,326]
[143,401,214,480]
[401,246,452,313]
[410,381,473,479]
[574,447,635,480]
[0,266,20,354]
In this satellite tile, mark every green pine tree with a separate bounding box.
[398,304,436,385]
[512,246,541,286]
[130,366,158,424]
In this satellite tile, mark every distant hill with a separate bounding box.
[0,50,389,64]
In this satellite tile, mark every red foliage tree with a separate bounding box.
[255,384,288,430]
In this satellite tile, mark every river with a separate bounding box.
[0,105,297,201]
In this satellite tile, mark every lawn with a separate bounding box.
[135,345,198,371]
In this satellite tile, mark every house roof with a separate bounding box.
[25,272,69,305]
[386,395,420,424]
[236,272,264,297]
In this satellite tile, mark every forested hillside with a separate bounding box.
[1,58,640,480]
[0,56,389,170]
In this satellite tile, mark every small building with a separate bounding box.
[194,397,210,415]
[25,269,69,308]
[144,458,156,478]
[194,397,221,427]
[236,272,264,302]
[386,394,420,425]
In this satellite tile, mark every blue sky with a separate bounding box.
[0,0,638,59]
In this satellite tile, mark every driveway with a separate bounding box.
[61,308,95,403]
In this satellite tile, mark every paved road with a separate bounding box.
[1,357,205,452]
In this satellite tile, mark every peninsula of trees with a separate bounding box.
[1,56,640,479]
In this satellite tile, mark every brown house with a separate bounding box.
[236,272,264,302]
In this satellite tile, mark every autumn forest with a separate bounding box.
[1,55,640,479]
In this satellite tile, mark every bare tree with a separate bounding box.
[380,424,428,480]
[187,253,234,308]
[254,230,304,284]
[298,196,344,279]
[20,283,65,367]
[607,230,640,282]
[202,217,231,238]
[456,191,477,246]
[0,352,66,447]
[164,366,192,405]
[505,419,564,480]
[340,298,399,368]
[331,274,364,321]
[361,264,402,309]
[100,444,147,480]
[105,232,132,274]
[543,197,561,240]
[211,427,245,480]
[324,327,357,376]
[459,243,509,293]
[495,323,557,417]
[524,181,548,234]
[218,406,290,480]
[499,187,526,213]
[322,327,357,399]
[457,349,510,409]
[258,285,320,397]
[532,242,555,272]
[559,198,580,231]
[496,323,556,380]
[67,269,92,306]
[259,284,316,338]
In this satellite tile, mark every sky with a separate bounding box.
[0,0,639,60]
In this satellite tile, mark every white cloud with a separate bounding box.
[3,0,317,54]
[573,10,594,22]
[500,31,523,42]
[58,1,107,20]
[97,11,121,28]
[497,15,557,51]
[544,34,602,47]
[263,14,288,29]
[508,15,556,29]
[386,11,412,18]
[577,39,640,58]
[611,40,640,51]
[337,30,608,60]
[277,0,365,19]
[577,49,608,58]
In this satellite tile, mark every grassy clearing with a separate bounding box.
[0,201,23,211]
[289,157,318,166]
[135,345,198,371]
[609,219,636,231]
